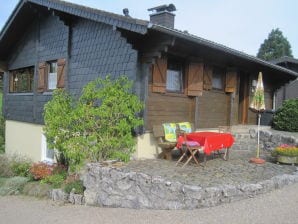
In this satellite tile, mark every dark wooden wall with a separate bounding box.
[197,90,230,128]
[146,89,195,130]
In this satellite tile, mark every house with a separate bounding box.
[271,56,298,108]
[0,0,297,161]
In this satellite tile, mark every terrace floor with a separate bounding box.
[122,150,297,188]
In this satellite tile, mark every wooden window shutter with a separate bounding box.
[152,57,167,93]
[225,70,237,93]
[57,58,66,88]
[203,65,212,90]
[38,62,47,93]
[187,62,203,96]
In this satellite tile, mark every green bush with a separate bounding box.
[64,180,85,194]
[41,173,65,188]
[40,164,67,188]
[272,99,298,132]
[44,75,143,171]
[0,154,32,177]
[52,164,67,178]
[10,159,32,177]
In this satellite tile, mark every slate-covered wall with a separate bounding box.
[68,19,138,97]
[5,15,68,124]
[4,15,138,124]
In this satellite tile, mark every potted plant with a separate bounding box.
[272,144,298,165]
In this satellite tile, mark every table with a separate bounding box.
[186,132,234,155]
[177,132,234,166]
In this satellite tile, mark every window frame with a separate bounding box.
[38,58,66,93]
[9,67,34,93]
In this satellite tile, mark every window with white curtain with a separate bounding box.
[48,61,57,90]
[166,58,183,92]
[212,67,225,90]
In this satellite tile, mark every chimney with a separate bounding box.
[148,4,176,29]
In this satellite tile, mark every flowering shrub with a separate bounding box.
[272,144,298,157]
[44,76,143,172]
[29,162,54,180]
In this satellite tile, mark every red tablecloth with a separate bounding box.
[177,132,234,155]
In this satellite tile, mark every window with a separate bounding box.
[41,134,55,163]
[166,58,183,92]
[153,56,200,95]
[38,58,66,93]
[212,67,225,90]
[9,67,34,93]
[47,61,58,90]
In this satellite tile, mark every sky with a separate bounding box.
[0,0,297,58]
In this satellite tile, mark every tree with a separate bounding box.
[257,28,293,61]
[44,75,143,171]
[272,99,298,132]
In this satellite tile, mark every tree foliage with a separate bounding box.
[272,99,298,132]
[44,75,143,171]
[257,28,293,61]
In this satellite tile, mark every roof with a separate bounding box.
[0,0,148,37]
[0,0,297,79]
[270,56,298,65]
[0,0,149,59]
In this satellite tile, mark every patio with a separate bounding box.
[123,150,296,188]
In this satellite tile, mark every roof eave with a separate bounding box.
[28,0,149,34]
[149,24,298,78]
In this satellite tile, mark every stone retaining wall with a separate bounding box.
[249,129,298,151]
[81,163,298,210]
[50,129,298,209]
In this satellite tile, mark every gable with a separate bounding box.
[0,0,148,61]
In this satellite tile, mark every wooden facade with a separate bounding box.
[145,56,241,130]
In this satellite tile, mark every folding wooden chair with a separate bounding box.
[175,133,203,168]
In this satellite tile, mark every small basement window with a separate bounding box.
[41,134,55,163]
[9,67,34,93]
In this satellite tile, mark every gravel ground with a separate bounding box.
[1,183,298,224]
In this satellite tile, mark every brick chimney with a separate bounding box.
[148,4,176,29]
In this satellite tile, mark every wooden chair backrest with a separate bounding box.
[153,123,195,140]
